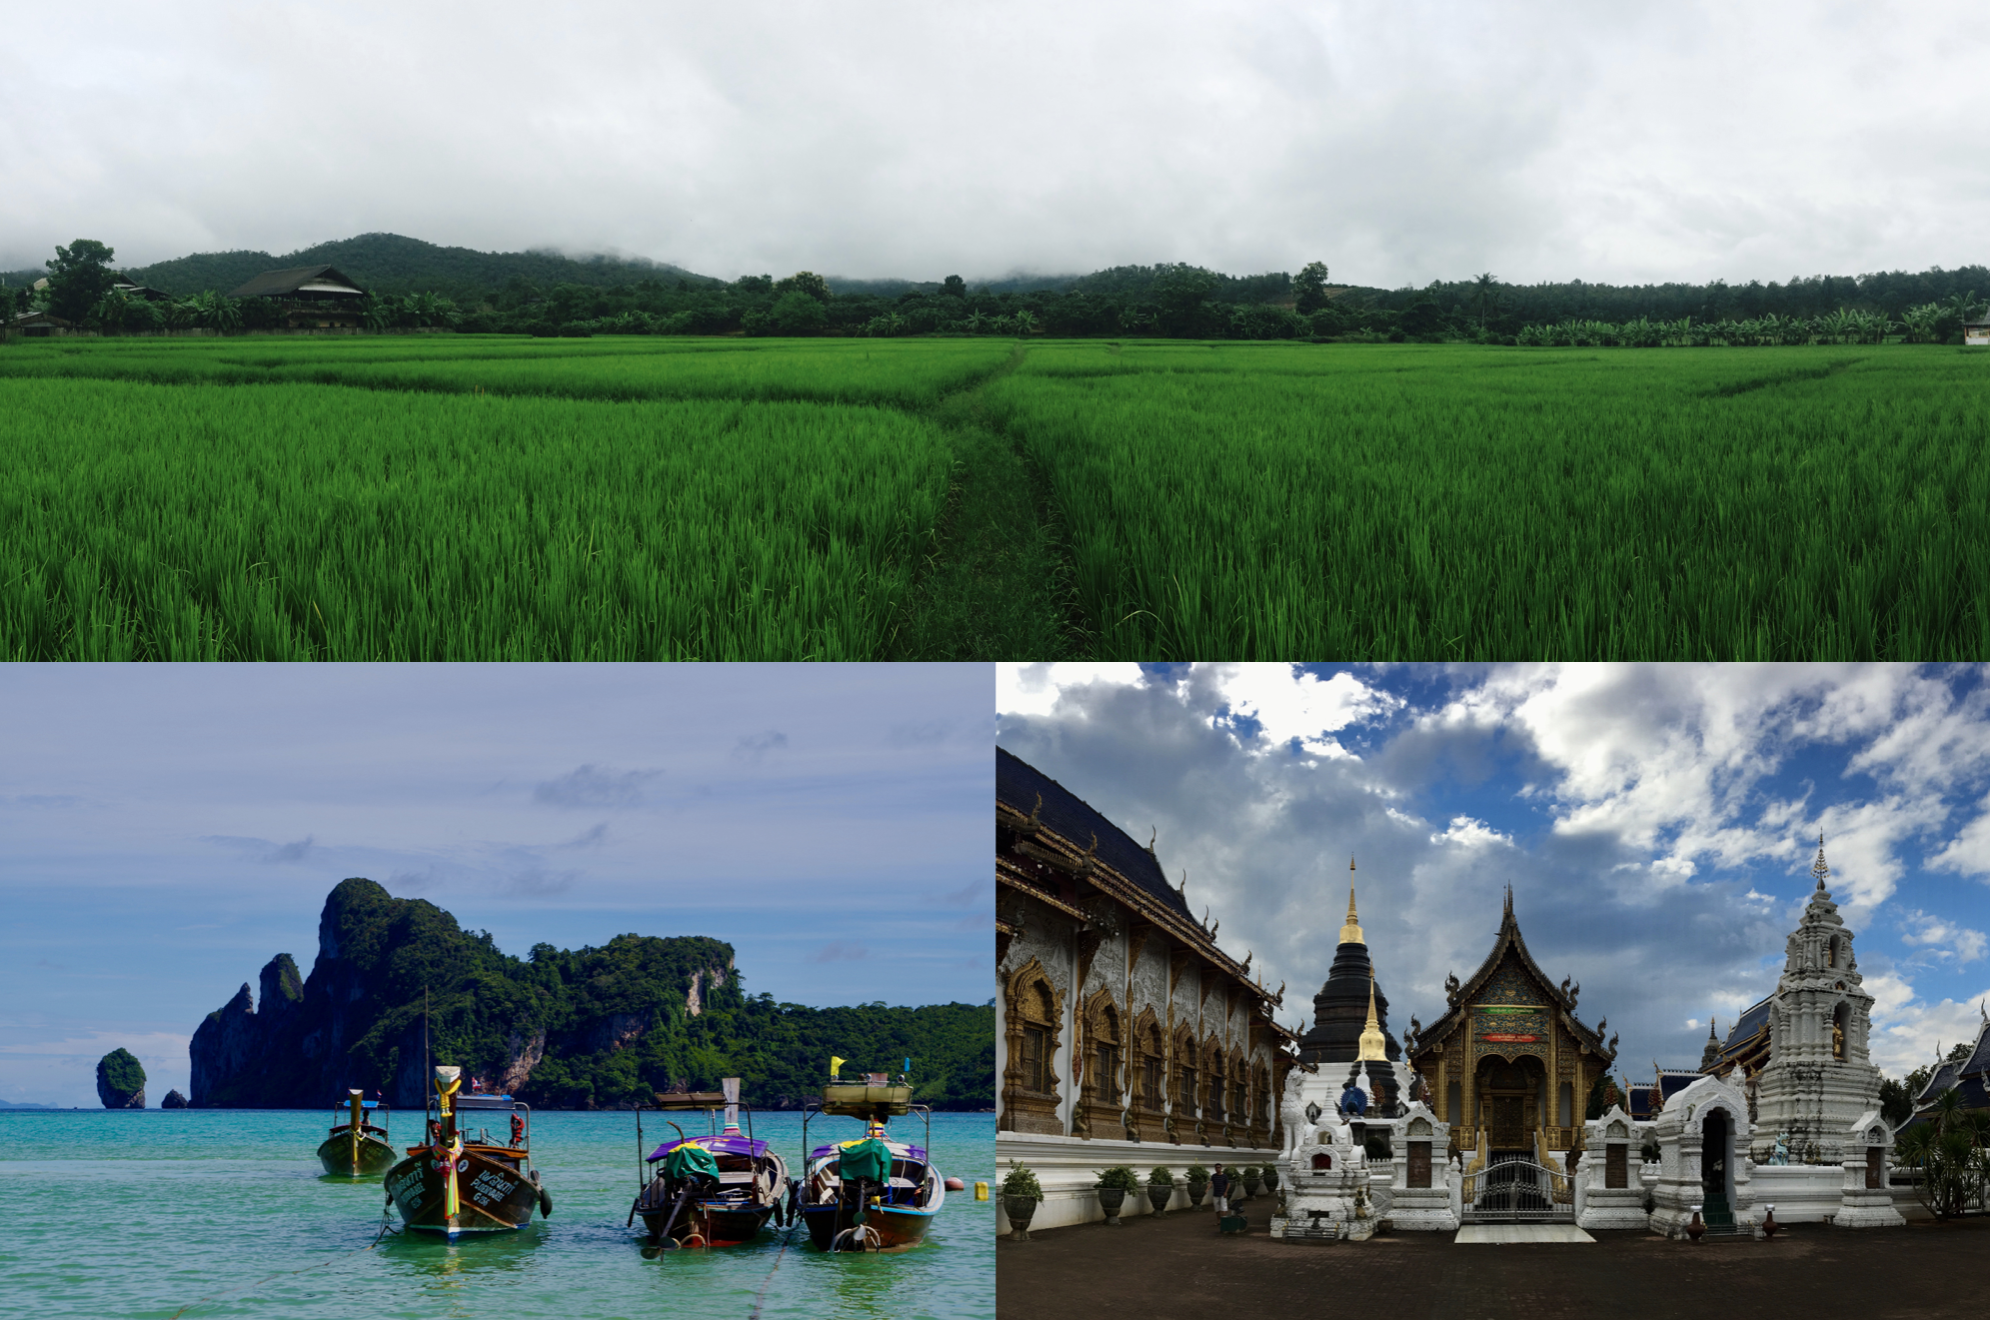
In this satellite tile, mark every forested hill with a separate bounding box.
[190,877,991,1111]
[123,233,718,300]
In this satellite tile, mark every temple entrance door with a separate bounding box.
[1488,1097,1525,1150]
[1475,1055,1542,1155]
[1700,1108,1733,1231]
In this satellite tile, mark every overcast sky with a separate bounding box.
[6,2,1986,285]
[998,663,1990,1091]
[0,664,990,1107]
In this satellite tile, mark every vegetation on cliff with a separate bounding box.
[191,878,991,1110]
[96,1048,146,1108]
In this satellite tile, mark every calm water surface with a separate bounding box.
[0,1109,994,1320]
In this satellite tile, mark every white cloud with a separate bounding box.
[6,3,1990,286]
[1897,909,1989,965]
[1208,665,1404,759]
[1430,816,1513,849]
[996,663,1147,719]
[1867,978,1990,1076]
[1929,792,1990,879]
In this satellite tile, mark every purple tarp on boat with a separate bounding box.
[646,1133,767,1162]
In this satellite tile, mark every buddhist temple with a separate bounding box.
[994,748,1296,1230]
[1406,887,1617,1159]
[1716,836,1882,1163]
[1294,862,1403,1112]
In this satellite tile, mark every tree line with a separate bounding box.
[7,238,1985,344]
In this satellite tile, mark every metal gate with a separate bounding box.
[1461,1154,1575,1223]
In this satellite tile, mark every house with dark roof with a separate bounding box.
[996,746,1295,1230]
[227,265,367,329]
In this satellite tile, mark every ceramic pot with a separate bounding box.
[1098,1187,1127,1225]
[1147,1185,1172,1215]
[1003,1196,1037,1241]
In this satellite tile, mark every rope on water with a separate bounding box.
[168,1212,399,1319]
[745,1221,801,1320]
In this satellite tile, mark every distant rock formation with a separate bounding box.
[96,1049,146,1108]
[161,1089,189,1109]
[189,877,738,1109]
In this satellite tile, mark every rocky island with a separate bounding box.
[191,877,991,1110]
[96,1048,146,1108]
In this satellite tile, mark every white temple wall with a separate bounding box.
[996,1133,1282,1231]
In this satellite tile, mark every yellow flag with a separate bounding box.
[830,1056,846,1078]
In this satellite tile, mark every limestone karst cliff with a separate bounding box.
[189,877,736,1109]
[96,1048,146,1108]
[188,877,994,1111]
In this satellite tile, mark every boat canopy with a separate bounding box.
[809,1140,928,1164]
[646,1133,767,1163]
[455,1093,518,1111]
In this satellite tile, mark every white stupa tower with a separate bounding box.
[1749,835,1882,1163]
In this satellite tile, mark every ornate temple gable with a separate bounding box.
[996,755,1269,1017]
[1418,887,1613,1062]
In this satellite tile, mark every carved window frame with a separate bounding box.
[1002,956,1065,1115]
[1132,1007,1165,1113]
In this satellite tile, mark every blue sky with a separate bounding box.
[997,663,1990,1089]
[1,664,991,1107]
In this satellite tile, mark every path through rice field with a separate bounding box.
[3,336,1982,659]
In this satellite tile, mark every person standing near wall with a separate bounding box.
[1210,1165,1230,1214]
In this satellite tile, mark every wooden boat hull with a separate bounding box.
[385,1148,542,1236]
[802,1201,936,1251]
[318,1131,399,1177]
[637,1194,777,1247]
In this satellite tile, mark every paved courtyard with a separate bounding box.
[997,1195,1989,1320]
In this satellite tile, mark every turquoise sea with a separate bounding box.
[0,1109,994,1320]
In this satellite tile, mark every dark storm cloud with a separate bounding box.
[6,2,1984,284]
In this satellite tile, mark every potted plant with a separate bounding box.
[1001,1164,1043,1242]
[1242,1164,1264,1197]
[1262,1162,1279,1192]
[1094,1166,1138,1224]
[1184,1164,1210,1207]
[1147,1166,1175,1216]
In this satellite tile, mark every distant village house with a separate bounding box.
[228,264,368,329]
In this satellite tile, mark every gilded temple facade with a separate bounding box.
[1406,888,1617,1159]
[995,748,1296,1230]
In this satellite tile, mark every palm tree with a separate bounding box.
[1473,273,1499,328]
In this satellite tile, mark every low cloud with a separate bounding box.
[532,765,659,809]
[734,730,790,761]
[560,822,610,849]
[939,878,982,907]
[504,867,579,896]
[886,721,952,748]
[263,835,314,864]
[812,941,868,963]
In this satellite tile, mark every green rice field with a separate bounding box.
[2,335,1983,659]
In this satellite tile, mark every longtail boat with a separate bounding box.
[317,1089,395,1176]
[629,1077,791,1248]
[796,1068,945,1251]
[384,1066,550,1237]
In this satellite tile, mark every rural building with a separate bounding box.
[8,311,75,337]
[1966,315,1989,347]
[228,265,368,329]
